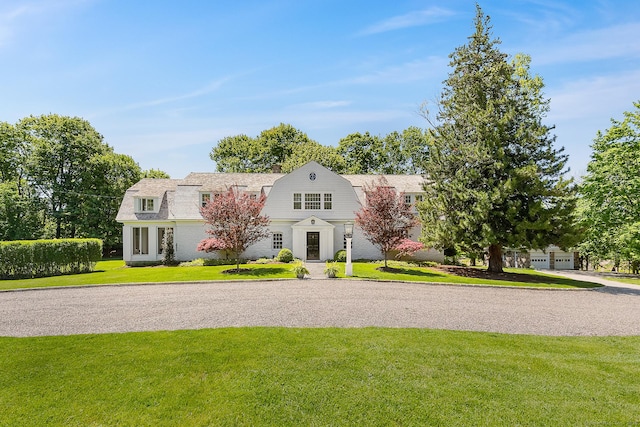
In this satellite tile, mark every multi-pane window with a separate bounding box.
[293,192,333,210]
[136,198,155,212]
[305,193,321,210]
[415,194,424,202]
[272,232,283,249]
[201,193,211,207]
[324,193,332,210]
[404,194,412,205]
[132,227,149,255]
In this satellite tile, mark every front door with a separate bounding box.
[307,232,320,260]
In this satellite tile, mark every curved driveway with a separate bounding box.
[1,276,639,337]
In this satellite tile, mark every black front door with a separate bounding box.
[307,232,320,260]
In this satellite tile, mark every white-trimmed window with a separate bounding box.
[305,193,321,210]
[132,227,149,255]
[272,232,283,249]
[415,194,424,202]
[324,193,332,210]
[135,198,156,212]
[293,192,333,210]
[200,192,211,207]
[404,194,412,205]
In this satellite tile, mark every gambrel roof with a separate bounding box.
[116,162,425,222]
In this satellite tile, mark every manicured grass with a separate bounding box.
[616,277,640,286]
[0,260,293,290]
[1,328,638,426]
[0,260,600,290]
[344,262,601,288]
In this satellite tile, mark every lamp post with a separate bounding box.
[344,222,353,276]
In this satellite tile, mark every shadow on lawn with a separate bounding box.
[222,267,291,277]
[435,265,602,288]
[376,266,446,279]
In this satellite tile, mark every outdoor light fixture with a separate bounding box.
[344,222,353,238]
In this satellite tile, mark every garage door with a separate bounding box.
[530,255,549,270]
[554,255,574,270]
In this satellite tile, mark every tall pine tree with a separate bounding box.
[419,5,576,272]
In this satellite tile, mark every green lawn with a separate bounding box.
[616,277,640,286]
[0,260,292,290]
[345,262,601,288]
[0,260,601,290]
[1,328,638,426]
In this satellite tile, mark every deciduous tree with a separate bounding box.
[337,132,384,174]
[198,187,271,271]
[579,101,640,273]
[355,177,419,268]
[282,141,346,173]
[210,124,315,172]
[419,5,576,273]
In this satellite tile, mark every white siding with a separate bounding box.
[262,162,362,222]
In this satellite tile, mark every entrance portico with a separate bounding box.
[291,216,335,261]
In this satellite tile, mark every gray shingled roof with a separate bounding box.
[183,172,285,192]
[342,174,425,193]
[116,171,426,222]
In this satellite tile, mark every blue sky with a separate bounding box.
[1,0,639,179]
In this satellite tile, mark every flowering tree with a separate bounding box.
[355,177,419,268]
[198,187,270,271]
[394,238,425,259]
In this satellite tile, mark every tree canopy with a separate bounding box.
[0,114,144,250]
[578,101,640,272]
[418,5,576,272]
[210,124,430,175]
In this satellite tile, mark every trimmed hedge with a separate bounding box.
[0,239,102,280]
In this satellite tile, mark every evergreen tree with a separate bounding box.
[419,5,576,272]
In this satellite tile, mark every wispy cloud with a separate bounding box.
[288,100,351,110]
[548,69,640,121]
[343,57,448,85]
[0,0,92,48]
[358,7,455,36]
[531,22,640,65]
[122,78,231,111]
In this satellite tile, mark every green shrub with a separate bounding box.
[276,248,293,263]
[0,239,102,279]
[334,250,347,262]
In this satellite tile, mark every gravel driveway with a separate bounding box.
[2,277,639,337]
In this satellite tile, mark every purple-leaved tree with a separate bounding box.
[198,186,270,272]
[355,177,419,269]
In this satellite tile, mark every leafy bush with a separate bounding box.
[0,239,102,279]
[276,248,293,263]
[324,261,339,278]
[290,260,309,279]
[334,250,347,262]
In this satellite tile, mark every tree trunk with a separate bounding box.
[487,244,503,273]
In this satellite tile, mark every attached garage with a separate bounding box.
[530,255,550,270]
[528,245,578,270]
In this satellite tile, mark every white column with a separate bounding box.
[345,237,353,276]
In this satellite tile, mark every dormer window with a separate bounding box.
[135,197,156,212]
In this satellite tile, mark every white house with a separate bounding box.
[116,161,443,265]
